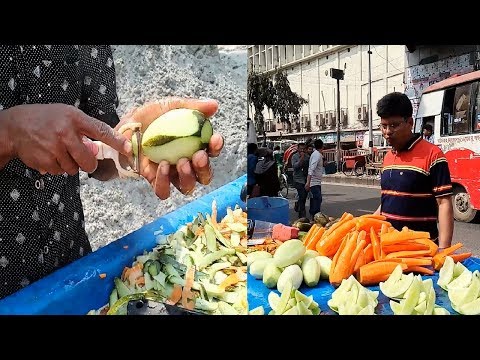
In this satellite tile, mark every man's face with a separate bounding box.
[306,146,313,154]
[298,145,306,153]
[380,116,413,149]
[423,128,432,137]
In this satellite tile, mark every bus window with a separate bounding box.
[473,81,480,132]
[441,88,455,136]
[451,83,472,135]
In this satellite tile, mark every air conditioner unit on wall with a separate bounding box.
[355,105,363,121]
[362,104,369,123]
[329,110,336,129]
[325,111,331,127]
[319,112,325,127]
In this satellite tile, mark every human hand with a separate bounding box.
[3,104,131,175]
[305,183,310,192]
[118,97,224,199]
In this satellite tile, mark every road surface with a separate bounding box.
[285,183,480,257]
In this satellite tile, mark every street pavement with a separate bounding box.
[285,183,480,257]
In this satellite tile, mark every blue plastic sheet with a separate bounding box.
[0,175,246,315]
[248,257,480,315]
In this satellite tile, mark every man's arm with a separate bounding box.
[437,196,454,249]
[429,149,454,249]
[0,110,14,169]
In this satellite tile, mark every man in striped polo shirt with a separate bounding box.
[374,92,454,250]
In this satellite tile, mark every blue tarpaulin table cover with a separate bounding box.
[0,175,246,315]
[248,256,480,315]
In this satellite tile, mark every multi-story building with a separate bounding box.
[248,45,406,146]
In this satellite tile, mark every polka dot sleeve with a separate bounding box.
[79,45,120,128]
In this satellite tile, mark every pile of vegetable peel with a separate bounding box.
[89,201,248,315]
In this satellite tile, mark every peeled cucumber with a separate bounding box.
[132,108,214,164]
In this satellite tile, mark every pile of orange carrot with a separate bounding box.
[301,212,471,287]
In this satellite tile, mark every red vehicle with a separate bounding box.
[414,70,480,222]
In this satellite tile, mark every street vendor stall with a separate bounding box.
[248,256,480,315]
[0,175,247,315]
[247,214,480,315]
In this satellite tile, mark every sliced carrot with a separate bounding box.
[385,249,432,259]
[99,273,107,279]
[438,243,464,256]
[181,267,196,310]
[382,242,429,254]
[357,261,408,286]
[450,252,472,263]
[380,223,388,235]
[305,226,325,250]
[353,250,366,273]
[364,243,374,264]
[302,224,320,246]
[317,219,357,257]
[381,230,431,245]
[398,257,433,267]
[412,238,438,256]
[219,273,241,290]
[324,214,354,237]
[356,217,391,232]
[367,258,404,264]
[166,284,183,305]
[370,227,381,261]
[330,232,358,286]
[405,266,434,276]
[359,214,387,221]
[349,239,367,275]
[340,212,352,221]
[330,235,348,276]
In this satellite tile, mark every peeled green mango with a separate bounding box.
[132,108,214,164]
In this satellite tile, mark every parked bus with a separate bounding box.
[414,70,480,222]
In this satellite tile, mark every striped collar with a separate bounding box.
[391,133,422,154]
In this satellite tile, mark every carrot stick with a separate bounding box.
[405,266,434,276]
[381,231,431,245]
[364,243,374,264]
[382,243,429,253]
[438,243,464,256]
[324,214,354,237]
[317,219,357,257]
[385,249,432,259]
[305,226,325,250]
[380,223,388,235]
[356,217,391,232]
[330,234,349,274]
[340,212,352,221]
[353,250,366,273]
[412,238,438,256]
[330,232,358,286]
[349,239,367,275]
[357,261,408,286]
[302,224,319,245]
[359,214,387,221]
[398,257,433,267]
[370,227,381,261]
[450,252,472,263]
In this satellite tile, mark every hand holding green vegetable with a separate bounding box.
[117,97,224,199]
